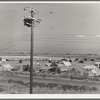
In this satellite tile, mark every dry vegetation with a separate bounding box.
[0,79,98,94]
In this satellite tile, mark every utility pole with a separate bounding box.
[23,7,41,94]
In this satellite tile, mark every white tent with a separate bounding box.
[36,63,40,65]
[61,68,68,72]
[45,62,52,67]
[84,65,96,70]
[63,61,71,66]
[94,62,100,68]
[89,69,100,77]
[84,65,100,77]
[49,58,52,61]
[95,62,100,65]
[57,63,64,67]
[33,62,36,64]
[1,58,6,62]
[2,64,13,71]
[91,69,97,74]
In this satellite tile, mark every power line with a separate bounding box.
[4,32,99,43]
[2,8,100,14]
[33,35,100,38]
[0,39,99,53]
[1,33,100,39]
[6,9,100,14]
[22,38,100,43]
[0,36,30,44]
[0,41,22,52]
[34,39,100,43]
[38,10,100,14]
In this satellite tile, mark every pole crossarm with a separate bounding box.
[24,7,39,14]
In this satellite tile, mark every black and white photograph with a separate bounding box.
[0,1,100,96]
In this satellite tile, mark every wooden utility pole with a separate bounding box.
[30,9,34,94]
[23,7,41,94]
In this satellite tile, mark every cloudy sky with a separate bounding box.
[1,2,100,54]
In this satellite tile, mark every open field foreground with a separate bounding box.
[0,78,99,94]
[0,71,99,93]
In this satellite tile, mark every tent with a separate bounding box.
[91,69,97,74]
[88,69,100,77]
[84,65,96,70]
[61,68,68,72]
[0,58,6,62]
[57,63,64,67]
[45,62,52,67]
[2,64,13,71]
[62,61,71,66]
[94,62,100,68]
[95,62,100,65]
[84,65,100,77]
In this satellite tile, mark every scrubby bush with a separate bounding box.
[91,59,95,61]
[88,77,99,81]
[23,64,30,71]
[82,71,88,79]
[61,73,68,78]
[84,58,88,61]
[6,59,9,61]
[90,87,97,91]
[46,83,58,89]
[8,79,13,83]
[19,60,22,63]
[32,82,40,87]
[75,58,78,61]
[62,85,68,91]
[22,81,98,93]
[55,67,61,74]
[7,79,25,85]
[50,62,58,67]
[37,83,46,88]
[72,86,80,91]
[79,60,84,63]
[69,59,72,63]
[15,81,25,85]
[69,68,77,79]
[80,85,89,91]
[0,86,4,92]
[32,82,46,88]
[48,66,61,74]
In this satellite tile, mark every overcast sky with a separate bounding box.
[1,3,100,54]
